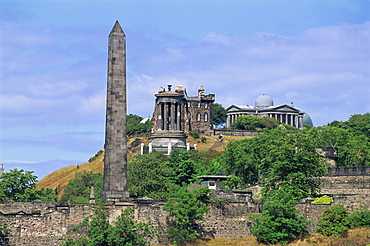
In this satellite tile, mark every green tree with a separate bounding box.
[212,103,227,127]
[251,189,309,245]
[307,126,370,166]
[317,205,349,237]
[0,169,37,201]
[347,205,370,229]
[63,207,156,246]
[61,171,103,203]
[222,129,326,199]
[126,114,152,136]
[231,115,263,130]
[164,186,210,245]
[128,152,177,199]
[343,113,370,139]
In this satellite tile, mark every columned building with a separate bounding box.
[151,84,215,151]
[226,94,313,129]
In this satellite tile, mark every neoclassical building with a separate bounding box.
[151,84,215,150]
[226,94,313,129]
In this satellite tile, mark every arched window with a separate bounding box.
[204,113,208,122]
[197,113,201,121]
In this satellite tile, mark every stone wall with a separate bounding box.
[1,176,370,245]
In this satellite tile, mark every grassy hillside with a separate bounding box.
[153,228,370,245]
[36,134,247,198]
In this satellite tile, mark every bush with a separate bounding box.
[189,130,200,138]
[348,205,370,229]
[164,186,210,245]
[201,136,207,143]
[251,197,309,245]
[311,195,334,204]
[317,205,349,237]
[63,207,157,246]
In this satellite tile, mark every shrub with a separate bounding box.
[63,207,157,246]
[317,205,349,237]
[201,136,207,143]
[88,150,103,163]
[348,205,370,229]
[189,130,200,138]
[251,198,309,245]
[311,195,334,204]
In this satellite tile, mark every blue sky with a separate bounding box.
[1,0,369,179]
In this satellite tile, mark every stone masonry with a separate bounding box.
[102,21,129,201]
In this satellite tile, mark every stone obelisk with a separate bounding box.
[102,21,130,202]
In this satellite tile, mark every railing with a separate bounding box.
[325,166,370,176]
[214,129,263,137]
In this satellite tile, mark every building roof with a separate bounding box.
[255,94,274,108]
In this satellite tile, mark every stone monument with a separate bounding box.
[101,21,130,202]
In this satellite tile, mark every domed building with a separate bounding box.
[226,94,313,129]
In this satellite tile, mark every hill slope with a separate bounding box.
[36,135,246,198]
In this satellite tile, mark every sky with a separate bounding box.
[0,0,369,179]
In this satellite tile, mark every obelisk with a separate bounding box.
[102,21,129,202]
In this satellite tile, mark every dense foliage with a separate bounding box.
[231,115,283,130]
[126,114,152,136]
[251,190,309,245]
[63,207,156,246]
[222,128,326,199]
[212,103,227,127]
[317,205,349,237]
[164,186,210,245]
[61,171,103,203]
[347,206,370,229]
[0,169,57,202]
[127,149,223,199]
[306,126,370,166]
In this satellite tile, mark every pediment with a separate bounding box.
[261,104,302,113]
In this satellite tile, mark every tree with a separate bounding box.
[128,152,177,199]
[0,169,35,201]
[347,205,370,229]
[164,186,210,245]
[212,103,227,128]
[222,129,326,199]
[231,115,263,130]
[61,171,103,203]
[63,207,157,246]
[126,114,152,136]
[251,189,309,245]
[343,113,370,139]
[317,205,349,237]
[307,126,370,166]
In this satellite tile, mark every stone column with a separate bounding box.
[171,103,175,130]
[177,103,181,131]
[102,21,130,201]
[163,103,168,130]
[149,142,153,153]
[158,102,163,130]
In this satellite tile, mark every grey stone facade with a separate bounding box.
[102,21,129,201]
[151,84,215,137]
[150,84,214,151]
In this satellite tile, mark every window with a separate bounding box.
[197,113,201,121]
[205,103,208,108]
[204,113,208,122]
[197,102,201,108]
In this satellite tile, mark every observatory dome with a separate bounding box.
[255,94,274,108]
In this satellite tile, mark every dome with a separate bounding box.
[255,94,274,108]
[295,107,314,127]
[303,113,313,126]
